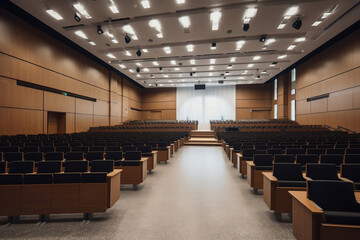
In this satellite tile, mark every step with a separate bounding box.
[184,142,223,146]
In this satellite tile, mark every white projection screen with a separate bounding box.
[176,85,235,124]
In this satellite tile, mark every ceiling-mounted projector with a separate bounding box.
[194,84,205,90]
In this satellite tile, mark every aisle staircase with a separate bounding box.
[184,130,222,146]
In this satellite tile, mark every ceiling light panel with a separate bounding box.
[107,53,116,59]
[46,10,63,20]
[122,25,138,40]
[236,40,245,50]
[210,10,222,31]
[75,30,87,39]
[109,0,119,13]
[176,0,185,4]
[73,3,92,19]
[141,0,150,9]
[163,46,171,54]
[186,44,194,52]
[179,16,191,28]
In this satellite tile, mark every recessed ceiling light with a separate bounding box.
[125,51,131,56]
[75,30,88,39]
[153,61,159,66]
[192,67,196,70]
[157,33,163,38]
[265,38,275,45]
[168,80,173,82]
[243,71,248,74]
[119,64,126,69]
[129,69,134,72]
[210,59,216,64]
[122,25,138,40]
[278,55,287,59]
[209,73,213,76]
[171,60,176,65]
[174,68,180,71]
[111,39,118,44]
[142,49,148,53]
[244,7,258,19]
[73,3,92,19]
[225,72,230,76]
[209,66,214,70]
[227,65,232,69]
[287,45,296,50]
[136,63,142,66]
[140,0,150,9]
[285,6,298,17]
[176,0,185,4]
[179,16,191,28]
[321,12,332,19]
[312,21,322,26]
[230,57,235,62]
[190,59,195,64]
[186,44,194,52]
[164,75,169,78]
[211,42,216,50]
[89,41,96,46]
[295,37,306,42]
[163,46,171,54]
[149,19,162,32]
[106,31,114,38]
[210,10,222,31]
[46,10,63,20]
[236,40,245,50]
[253,56,261,60]
[109,3,119,13]
[143,68,149,72]
[248,64,254,67]
[277,24,286,29]
[159,84,163,86]
[137,74,141,77]
[238,77,244,80]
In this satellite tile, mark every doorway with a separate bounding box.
[47,112,66,134]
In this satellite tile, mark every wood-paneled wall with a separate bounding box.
[236,84,273,119]
[0,8,143,135]
[296,28,360,132]
[141,88,176,120]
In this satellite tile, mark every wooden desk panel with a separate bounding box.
[0,185,22,216]
[21,184,52,215]
[52,184,80,214]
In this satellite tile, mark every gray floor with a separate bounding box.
[0,146,295,240]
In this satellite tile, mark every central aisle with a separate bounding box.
[0,146,295,240]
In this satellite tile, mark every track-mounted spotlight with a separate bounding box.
[136,67,140,73]
[74,12,81,22]
[124,34,131,44]
[259,34,267,42]
[243,23,249,31]
[159,67,163,71]
[292,19,302,30]
[97,25,104,35]
[136,49,142,57]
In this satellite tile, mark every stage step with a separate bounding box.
[184,136,222,146]
[190,130,215,138]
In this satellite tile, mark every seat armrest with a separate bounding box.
[263,172,277,181]
[246,161,255,167]
[289,191,323,213]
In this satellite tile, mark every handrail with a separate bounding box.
[338,126,357,134]
[324,125,338,131]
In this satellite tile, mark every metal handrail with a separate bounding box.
[324,125,338,131]
[338,126,357,134]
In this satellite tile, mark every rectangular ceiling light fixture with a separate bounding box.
[73,3,92,19]
[210,10,222,31]
[141,0,150,9]
[75,30,88,39]
[46,10,63,20]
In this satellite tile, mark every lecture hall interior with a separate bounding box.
[0,0,360,239]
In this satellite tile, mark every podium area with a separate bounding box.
[0,146,294,240]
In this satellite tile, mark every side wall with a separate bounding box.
[296,28,360,132]
[141,88,176,120]
[236,84,273,119]
[0,8,142,135]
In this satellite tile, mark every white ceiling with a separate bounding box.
[10,0,360,88]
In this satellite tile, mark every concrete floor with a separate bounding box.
[0,146,295,240]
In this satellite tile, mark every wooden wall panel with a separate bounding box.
[66,113,75,133]
[44,92,75,113]
[162,110,176,120]
[76,99,93,115]
[296,28,360,131]
[236,100,272,108]
[0,108,43,135]
[94,100,109,116]
[75,114,93,133]
[142,102,176,110]
[141,88,176,120]
[94,116,109,127]
[296,100,310,115]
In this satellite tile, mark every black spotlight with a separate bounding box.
[190,72,193,77]
[292,19,302,30]
[136,49,142,57]
[211,42,216,50]
[97,25,104,35]
[243,23,249,32]
[259,34,267,42]
[74,12,81,22]
[159,67,163,72]
[136,67,140,73]
[124,34,131,44]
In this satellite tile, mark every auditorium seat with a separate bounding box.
[274,154,295,163]
[24,152,43,162]
[0,161,7,173]
[345,154,360,163]
[21,146,39,153]
[91,160,114,173]
[290,181,360,240]
[23,173,53,184]
[238,149,266,176]
[0,173,23,185]
[40,146,55,153]
[89,146,105,152]
[65,161,89,173]
[122,146,137,152]
[66,151,84,161]
[341,164,360,190]
[86,151,104,162]
[247,154,273,192]
[327,148,345,155]
[3,152,23,162]
[263,163,306,214]
[106,146,121,152]
[119,151,148,188]
[320,154,344,170]
[267,149,285,155]
[286,148,306,155]
[81,172,107,183]
[8,161,34,173]
[137,145,157,173]
[346,148,360,154]
[307,148,326,155]
[306,163,341,180]
[37,161,62,173]
[45,152,64,161]
[55,146,71,153]
[71,146,89,153]
[53,172,81,184]
[122,151,142,166]
[296,154,319,170]
[105,151,123,166]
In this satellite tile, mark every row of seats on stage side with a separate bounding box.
[210,119,294,124]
